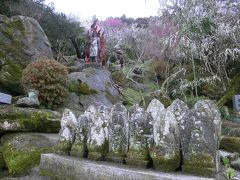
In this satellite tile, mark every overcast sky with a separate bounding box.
[44,0,160,20]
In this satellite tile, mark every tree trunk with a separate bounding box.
[70,38,81,58]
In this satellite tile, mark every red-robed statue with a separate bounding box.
[85,20,105,65]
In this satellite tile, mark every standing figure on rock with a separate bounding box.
[90,31,100,63]
[85,19,105,65]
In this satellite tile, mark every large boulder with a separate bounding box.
[0,15,53,95]
[68,65,119,110]
[0,105,61,133]
[2,133,58,175]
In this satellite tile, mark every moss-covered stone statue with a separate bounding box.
[126,105,153,168]
[86,105,109,160]
[181,100,221,177]
[107,103,129,163]
[147,99,181,172]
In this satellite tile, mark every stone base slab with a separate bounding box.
[40,153,213,180]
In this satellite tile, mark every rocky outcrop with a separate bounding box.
[0,15,53,95]
[0,104,61,133]
[68,65,119,111]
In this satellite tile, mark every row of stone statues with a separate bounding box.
[57,98,221,177]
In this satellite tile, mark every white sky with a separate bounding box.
[44,0,160,21]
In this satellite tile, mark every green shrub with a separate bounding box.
[22,59,68,109]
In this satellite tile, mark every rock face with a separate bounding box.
[16,89,40,108]
[0,15,53,95]
[0,104,61,133]
[68,66,119,110]
[126,105,153,168]
[147,99,180,172]
[181,100,221,177]
[107,103,129,163]
[60,92,84,117]
[2,133,57,175]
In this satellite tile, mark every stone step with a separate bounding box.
[39,153,214,180]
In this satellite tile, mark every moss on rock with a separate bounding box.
[106,152,126,164]
[182,153,215,177]
[2,133,55,175]
[111,71,125,87]
[53,141,72,156]
[87,140,109,161]
[0,59,24,95]
[126,148,151,168]
[150,149,180,172]
[220,137,240,153]
[0,105,61,133]
[68,81,96,95]
[218,73,240,107]
[121,88,142,107]
[70,142,87,158]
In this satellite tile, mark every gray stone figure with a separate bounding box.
[181,100,221,177]
[71,114,89,157]
[126,105,153,168]
[87,105,109,160]
[90,31,99,63]
[55,109,77,155]
[147,99,180,172]
[107,103,129,163]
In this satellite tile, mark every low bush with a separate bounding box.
[22,59,68,109]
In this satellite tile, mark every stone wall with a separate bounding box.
[57,98,221,178]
